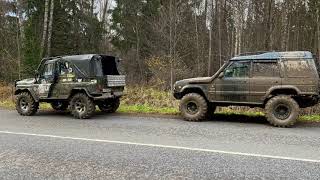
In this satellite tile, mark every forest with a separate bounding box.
[0,0,320,90]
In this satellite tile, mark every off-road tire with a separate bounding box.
[70,93,95,119]
[265,95,299,128]
[16,92,39,116]
[180,93,208,122]
[98,98,120,113]
[51,102,69,111]
[206,103,217,119]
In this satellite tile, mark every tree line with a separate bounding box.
[0,0,319,90]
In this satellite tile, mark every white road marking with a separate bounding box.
[0,130,319,163]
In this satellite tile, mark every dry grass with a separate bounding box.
[0,82,14,101]
[122,86,179,108]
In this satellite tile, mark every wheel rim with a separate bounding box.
[186,101,199,115]
[273,104,291,120]
[74,99,86,113]
[20,98,29,112]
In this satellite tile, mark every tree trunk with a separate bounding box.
[169,0,173,90]
[317,8,320,61]
[102,0,110,52]
[135,22,143,83]
[194,4,200,76]
[15,1,22,79]
[47,0,54,57]
[217,0,222,67]
[265,0,274,50]
[208,0,214,76]
[40,0,50,58]
[91,0,95,17]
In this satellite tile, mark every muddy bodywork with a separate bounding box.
[174,51,320,108]
[15,54,125,103]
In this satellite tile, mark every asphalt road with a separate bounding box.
[0,109,319,179]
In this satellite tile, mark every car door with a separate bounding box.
[50,61,75,99]
[214,61,251,102]
[38,62,56,99]
[250,60,281,103]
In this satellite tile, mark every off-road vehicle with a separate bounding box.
[173,51,319,127]
[15,54,125,119]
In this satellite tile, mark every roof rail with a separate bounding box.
[238,51,270,56]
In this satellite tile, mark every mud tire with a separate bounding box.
[98,98,120,113]
[70,93,95,119]
[16,92,39,116]
[265,95,299,128]
[180,93,208,122]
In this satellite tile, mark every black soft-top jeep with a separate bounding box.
[15,54,125,119]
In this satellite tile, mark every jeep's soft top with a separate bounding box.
[40,54,122,78]
[231,51,313,61]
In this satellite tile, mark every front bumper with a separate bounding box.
[173,91,183,99]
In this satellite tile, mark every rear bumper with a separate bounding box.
[92,91,123,100]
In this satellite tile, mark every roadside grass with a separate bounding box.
[0,85,319,123]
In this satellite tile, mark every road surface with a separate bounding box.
[0,109,319,179]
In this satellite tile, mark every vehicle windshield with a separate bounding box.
[213,61,229,77]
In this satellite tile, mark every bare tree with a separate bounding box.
[193,2,200,76]
[40,0,50,57]
[15,0,22,79]
[47,0,54,57]
[317,8,320,60]
[265,0,274,50]
[208,0,214,76]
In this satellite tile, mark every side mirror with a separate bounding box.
[218,72,224,78]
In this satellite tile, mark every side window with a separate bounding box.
[43,63,54,77]
[284,60,313,77]
[224,62,250,78]
[253,62,279,77]
[59,62,70,75]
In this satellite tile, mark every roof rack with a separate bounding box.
[238,51,270,56]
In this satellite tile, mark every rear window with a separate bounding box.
[284,59,313,77]
[253,62,280,77]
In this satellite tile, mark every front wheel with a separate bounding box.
[70,93,95,119]
[265,95,300,128]
[98,98,120,113]
[180,93,208,122]
[16,92,39,116]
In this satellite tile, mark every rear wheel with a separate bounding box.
[16,92,39,116]
[180,93,208,122]
[98,98,120,113]
[51,101,69,111]
[70,93,95,119]
[265,95,299,128]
